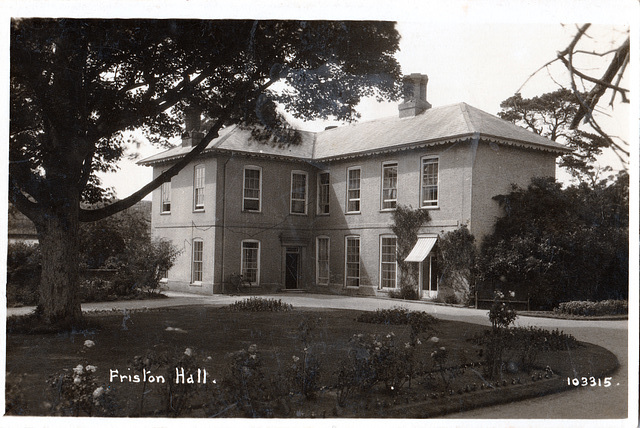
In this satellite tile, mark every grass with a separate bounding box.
[5,306,618,418]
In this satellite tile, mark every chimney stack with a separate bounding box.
[398,73,432,118]
[182,107,204,147]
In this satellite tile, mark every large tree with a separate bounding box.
[498,89,609,184]
[10,19,402,325]
[477,173,629,309]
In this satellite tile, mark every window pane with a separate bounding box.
[194,165,205,209]
[318,172,330,214]
[346,237,360,287]
[421,159,438,206]
[242,242,259,284]
[347,169,361,212]
[291,173,307,214]
[380,237,397,288]
[161,181,171,212]
[317,237,330,284]
[382,163,397,209]
[192,240,203,282]
[244,168,261,211]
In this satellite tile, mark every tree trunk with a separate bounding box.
[33,198,83,325]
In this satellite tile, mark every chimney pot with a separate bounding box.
[398,73,431,118]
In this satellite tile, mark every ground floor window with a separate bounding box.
[241,240,260,285]
[192,239,203,283]
[316,236,330,285]
[345,236,360,287]
[380,235,397,288]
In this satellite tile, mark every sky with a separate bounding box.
[3,0,636,200]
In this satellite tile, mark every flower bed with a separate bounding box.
[5,307,618,418]
[554,300,628,316]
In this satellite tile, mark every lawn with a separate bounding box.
[5,304,618,418]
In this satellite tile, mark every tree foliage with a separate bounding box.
[436,225,476,303]
[477,173,628,309]
[10,19,402,324]
[390,205,431,299]
[499,89,609,184]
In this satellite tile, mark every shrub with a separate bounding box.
[79,279,115,303]
[6,243,41,306]
[437,225,476,303]
[357,307,437,342]
[228,297,293,312]
[388,283,419,300]
[222,344,271,416]
[554,300,628,316]
[160,348,202,417]
[47,363,115,416]
[391,205,431,299]
[112,238,181,296]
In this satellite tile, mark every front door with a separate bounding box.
[285,247,300,289]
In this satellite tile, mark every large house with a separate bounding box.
[139,74,569,299]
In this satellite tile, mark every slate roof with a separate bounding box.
[139,102,569,166]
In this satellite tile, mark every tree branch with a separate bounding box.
[9,175,42,224]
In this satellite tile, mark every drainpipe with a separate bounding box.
[219,155,231,294]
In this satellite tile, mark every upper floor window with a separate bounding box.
[290,171,308,215]
[317,172,330,215]
[380,235,398,288]
[345,235,360,287]
[241,240,260,286]
[192,239,203,283]
[243,166,262,212]
[316,236,330,285]
[161,180,171,213]
[346,167,361,213]
[194,164,205,211]
[381,162,398,210]
[421,157,439,208]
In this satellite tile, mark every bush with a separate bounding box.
[554,300,628,316]
[79,279,115,302]
[437,225,476,302]
[472,327,579,375]
[357,307,437,341]
[112,238,181,296]
[388,283,419,300]
[222,344,271,416]
[6,243,41,306]
[228,297,293,312]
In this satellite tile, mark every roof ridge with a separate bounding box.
[458,102,476,134]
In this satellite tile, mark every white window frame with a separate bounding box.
[379,235,398,289]
[317,171,330,216]
[161,180,171,214]
[346,167,361,214]
[243,165,262,212]
[191,239,204,284]
[344,235,360,287]
[193,164,205,211]
[290,170,308,215]
[241,240,261,286]
[316,236,330,285]
[420,156,439,208]
[381,161,398,211]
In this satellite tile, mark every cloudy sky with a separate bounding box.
[4,0,635,199]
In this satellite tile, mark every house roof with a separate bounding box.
[138,102,570,166]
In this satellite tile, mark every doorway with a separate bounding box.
[285,247,300,289]
[420,253,438,299]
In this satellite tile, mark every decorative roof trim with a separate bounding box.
[314,134,570,162]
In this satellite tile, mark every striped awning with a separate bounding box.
[404,237,437,262]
